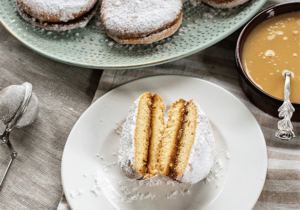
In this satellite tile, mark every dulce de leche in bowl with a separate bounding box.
[236,2,300,121]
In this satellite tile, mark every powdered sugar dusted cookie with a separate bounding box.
[16,0,99,30]
[119,92,166,179]
[172,100,215,184]
[118,92,153,179]
[100,0,183,44]
[119,95,214,184]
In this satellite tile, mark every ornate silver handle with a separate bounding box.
[275,72,295,140]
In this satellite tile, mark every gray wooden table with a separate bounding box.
[0,23,102,210]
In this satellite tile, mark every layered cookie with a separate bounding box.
[16,0,99,30]
[119,94,215,184]
[171,100,215,184]
[118,92,166,179]
[100,0,183,44]
[147,95,166,176]
[159,99,186,176]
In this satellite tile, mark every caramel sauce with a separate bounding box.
[243,12,300,103]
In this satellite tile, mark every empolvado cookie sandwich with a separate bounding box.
[100,0,183,44]
[16,0,99,30]
[118,92,215,184]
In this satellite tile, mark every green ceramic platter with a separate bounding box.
[0,0,267,69]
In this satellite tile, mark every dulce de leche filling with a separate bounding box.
[242,12,300,103]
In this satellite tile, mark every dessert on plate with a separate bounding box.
[119,93,215,184]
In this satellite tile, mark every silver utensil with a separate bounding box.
[0,83,32,188]
[276,71,295,140]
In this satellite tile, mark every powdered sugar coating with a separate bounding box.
[16,93,39,128]
[0,84,39,127]
[202,0,250,8]
[0,85,25,125]
[176,100,215,184]
[101,0,182,38]
[17,1,99,31]
[18,0,97,22]
[118,96,143,179]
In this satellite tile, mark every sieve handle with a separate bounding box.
[0,131,18,189]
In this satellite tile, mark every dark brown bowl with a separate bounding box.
[236,1,300,122]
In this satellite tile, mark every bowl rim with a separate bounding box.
[235,1,300,106]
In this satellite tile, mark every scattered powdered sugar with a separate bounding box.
[118,96,142,179]
[189,0,202,6]
[225,150,231,159]
[117,182,192,202]
[119,185,157,202]
[102,161,113,173]
[202,12,214,19]
[90,186,102,196]
[69,189,83,199]
[114,121,123,135]
[204,158,224,184]
[89,146,228,203]
[155,42,175,53]
[202,0,250,9]
[89,152,227,203]
[101,0,182,37]
[108,41,114,47]
[90,181,104,197]
[91,171,193,203]
[176,101,215,184]
[102,161,117,173]
[183,0,201,6]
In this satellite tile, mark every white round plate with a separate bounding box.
[61,75,267,210]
